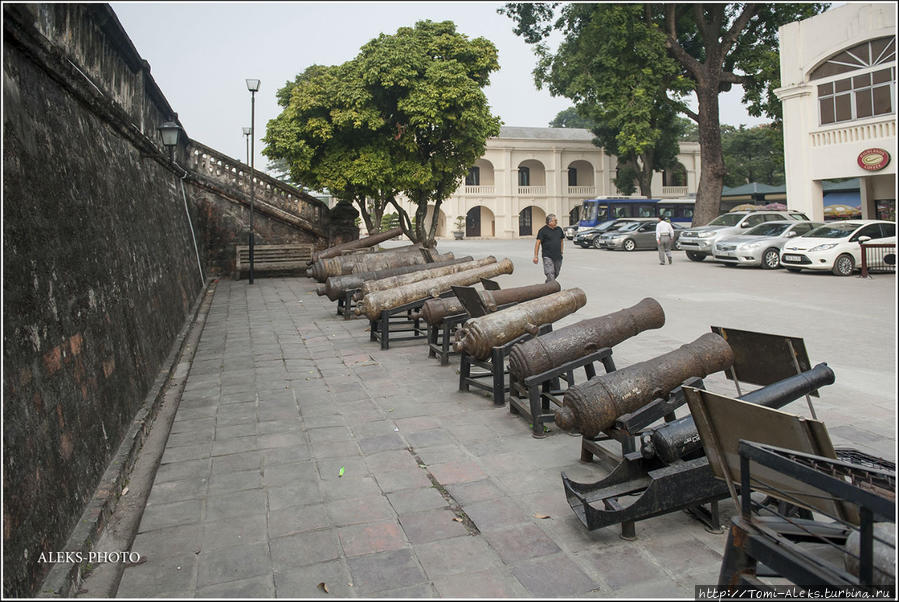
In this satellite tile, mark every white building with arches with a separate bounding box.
[774,3,896,222]
[399,126,701,239]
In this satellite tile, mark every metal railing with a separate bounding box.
[859,242,896,278]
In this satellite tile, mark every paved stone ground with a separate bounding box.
[116,240,896,598]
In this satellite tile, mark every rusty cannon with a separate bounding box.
[641,362,836,465]
[561,363,839,537]
[355,256,499,299]
[315,256,475,301]
[453,288,587,361]
[353,259,515,321]
[554,332,734,438]
[311,227,405,263]
[307,245,439,282]
[508,298,665,381]
[418,281,562,326]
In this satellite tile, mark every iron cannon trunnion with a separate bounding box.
[353,259,515,321]
[419,281,561,326]
[508,297,665,381]
[452,288,587,361]
[554,332,735,438]
[315,254,470,301]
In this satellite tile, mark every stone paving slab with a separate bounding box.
[116,260,896,598]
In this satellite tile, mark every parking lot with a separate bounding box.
[426,237,897,461]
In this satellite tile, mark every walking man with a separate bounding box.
[533,214,564,282]
[656,215,675,265]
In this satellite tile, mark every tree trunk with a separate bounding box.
[388,197,415,242]
[693,85,727,226]
[424,199,443,248]
[637,150,655,198]
[370,198,386,234]
[353,197,375,235]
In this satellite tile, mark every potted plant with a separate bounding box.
[453,215,466,240]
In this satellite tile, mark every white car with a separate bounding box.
[676,210,810,262]
[779,220,896,276]
[714,220,824,269]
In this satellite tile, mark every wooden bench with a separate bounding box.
[233,244,315,280]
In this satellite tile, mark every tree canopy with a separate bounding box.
[502,3,826,224]
[263,20,501,244]
[721,124,785,187]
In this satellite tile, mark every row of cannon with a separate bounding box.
[305,235,838,536]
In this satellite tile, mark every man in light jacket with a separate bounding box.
[655,216,675,265]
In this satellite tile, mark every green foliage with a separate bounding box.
[614,163,639,196]
[454,215,466,231]
[264,20,501,246]
[721,125,785,187]
[549,107,596,129]
[380,212,399,231]
[502,2,828,221]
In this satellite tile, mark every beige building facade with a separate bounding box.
[775,3,896,222]
[397,126,701,239]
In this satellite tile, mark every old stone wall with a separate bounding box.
[2,5,206,596]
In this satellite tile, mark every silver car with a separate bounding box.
[600,219,680,251]
[713,220,824,269]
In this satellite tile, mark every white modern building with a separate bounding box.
[397,126,701,239]
[775,3,896,222]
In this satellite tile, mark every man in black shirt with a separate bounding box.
[533,213,564,282]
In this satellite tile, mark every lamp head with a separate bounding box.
[158,121,182,149]
[246,79,261,92]
[242,126,251,136]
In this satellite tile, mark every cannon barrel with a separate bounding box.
[642,362,836,464]
[315,255,472,300]
[354,259,515,321]
[308,245,433,282]
[357,256,499,299]
[508,298,665,380]
[452,288,587,361]
[554,332,734,438]
[418,281,561,326]
[312,227,405,262]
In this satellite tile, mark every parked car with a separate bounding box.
[713,220,824,269]
[573,218,645,248]
[600,220,684,251]
[779,220,896,276]
[564,225,578,240]
[676,210,810,262]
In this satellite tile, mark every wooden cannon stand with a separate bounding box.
[369,290,456,350]
[337,288,359,320]
[508,348,617,439]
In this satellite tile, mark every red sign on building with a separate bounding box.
[857,148,890,171]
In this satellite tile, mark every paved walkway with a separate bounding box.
[116,275,733,598]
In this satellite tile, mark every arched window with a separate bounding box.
[465,166,480,186]
[812,37,896,125]
[518,166,530,187]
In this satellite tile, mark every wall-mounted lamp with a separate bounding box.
[158,120,182,161]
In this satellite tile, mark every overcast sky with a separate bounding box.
[110,2,769,174]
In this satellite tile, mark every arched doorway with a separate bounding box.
[518,205,547,236]
[466,206,495,237]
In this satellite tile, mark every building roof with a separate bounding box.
[496,126,596,141]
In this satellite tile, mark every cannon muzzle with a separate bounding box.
[554,332,734,438]
[508,298,664,380]
[641,362,836,464]
[452,288,587,360]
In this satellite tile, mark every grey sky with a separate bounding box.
[110,2,768,174]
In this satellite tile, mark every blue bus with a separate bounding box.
[577,197,695,228]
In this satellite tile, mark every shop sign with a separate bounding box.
[857,148,890,171]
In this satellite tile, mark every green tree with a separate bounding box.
[549,107,595,129]
[501,3,826,225]
[263,63,398,234]
[721,124,785,187]
[265,21,501,245]
[354,21,502,245]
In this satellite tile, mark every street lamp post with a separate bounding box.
[246,79,260,285]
